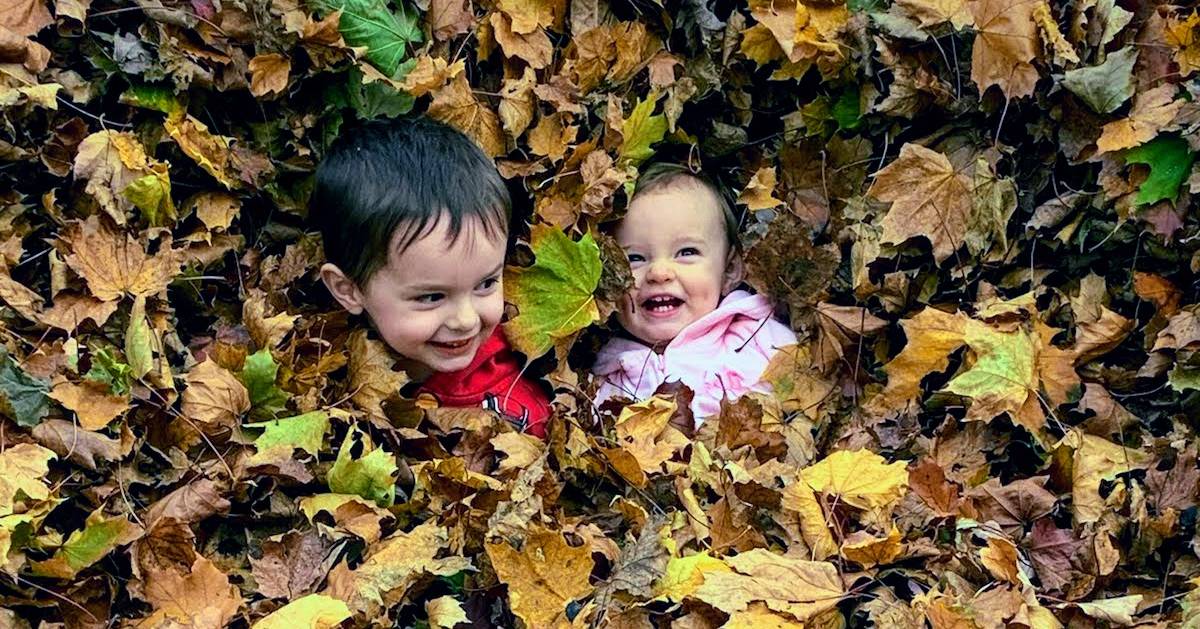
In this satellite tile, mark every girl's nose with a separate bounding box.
[644,260,674,283]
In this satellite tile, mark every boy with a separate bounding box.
[311,117,552,437]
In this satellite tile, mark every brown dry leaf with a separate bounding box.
[692,550,843,622]
[187,191,240,233]
[243,290,297,350]
[497,66,536,139]
[248,53,290,97]
[0,0,52,37]
[498,0,556,34]
[969,0,1041,100]
[1133,272,1182,317]
[138,555,242,628]
[72,130,155,225]
[31,419,127,471]
[60,216,181,302]
[527,112,575,161]
[896,0,973,29]
[1095,85,1184,155]
[490,12,553,69]
[250,529,336,600]
[180,359,251,434]
[613,396,690,476]
[485,525,595,627]
[347,329,408,421]
[609,21,662,85]
[490,432,544,473]
[738,166,784,211]
[868,143,973,263]
[146,477,232,528]
[39,292,120,330]
[866,307,968,416]
[427,74,507,157]
[49,379,130,431]
[399,55,465,97]
[428,0,474,41]
[0,266,42,323]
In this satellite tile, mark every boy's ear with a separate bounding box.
[320,263,367,315]
[722,251,745,294]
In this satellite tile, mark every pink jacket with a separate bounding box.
[592,290,797,423]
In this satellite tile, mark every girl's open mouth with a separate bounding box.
[641,295,684,317]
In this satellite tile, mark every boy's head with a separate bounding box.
[312,117,511,373]
[612,163,744,345]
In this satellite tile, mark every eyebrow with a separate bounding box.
[405,263,504,292]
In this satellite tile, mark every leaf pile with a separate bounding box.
[1,0,1200,626]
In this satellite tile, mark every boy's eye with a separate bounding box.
[478,277,500,291]
[415,293,444,304]
[677,247,700,257]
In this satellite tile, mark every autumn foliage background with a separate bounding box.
[1,0,1200,626]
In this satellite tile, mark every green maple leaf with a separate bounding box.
[241,348,289,420]
[308,0,422,79]
[0,346,50,428]
[503,224,602,359]
[327,426,397,507]
[619,92,668,167]
[246,411,330,462]
[1124,135,1196,206]
[31,511,142,579]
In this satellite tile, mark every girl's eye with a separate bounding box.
[627,253,645,264]
[415,293,444,304]
[678,247,700,257]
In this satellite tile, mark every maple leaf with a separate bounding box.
[252,594,351,629]
[138,555,243,628]
[968,0,1040,99]
[59,216,181,303]
[325,519,471,615]
[692,550,844,622]
[428,74,507,157]
[503,224,601,358]
[868,143,973,264]
[1060,430,1151,524]
[181,359,251,435]
[327,425,398,507]
[1165,10,1200,77]
[31,510,143,579]
[1096,85,1184,155]
[485,525,595,627]
[896,0,973,29]
[0,443,54,516]
[737,166,785,211]
[801,449,910,511]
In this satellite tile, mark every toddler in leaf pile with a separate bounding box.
[310,117,552,438]
[592,163,797,425]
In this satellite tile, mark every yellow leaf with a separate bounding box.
[655,551,731,601]
[978,536,1020,583]
[896,0,973,29]
[485,525,595,627]
[780,483,837,560]
[50,379,130,431]
[490,432,544,472]
[73,130,154,225]
[0,443,55,516]
[252,594,351,629]
[969,0,1040,99]
[164,112,238,189]
[1096,85,1185,155]
[1061,430,1151,524]
[868,143,973,263]
[427,74,507,157]
[498,66,536,139]
[738,166,785,211]
[800,449,910,511]
[726,603,812,628]
[490,12,553,69]
[324,520,472,615]
[758,343,837,418]
[347,329,409,421]
[181,359,251,434]
[59,215,181,302]
[498,0,556,34]
[1032,1,1078,66]
[841,527,903,567]
[866,307,969,416]
[138,556,242,628]
[1165,10,1200,78]
[248,53,291,97]
[692,549,844,622]
[740,23,786,66]
[399,54,465,97]
[614,396,690,475]
[426,595,470,629]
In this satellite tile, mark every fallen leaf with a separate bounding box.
[428,74,507,157]
[485,525,595,627]
[503,224,601,359]
[59,216,181,302]
[969,0,1040,99]
[138,555,243,628]
[692,549,844,622]
[251,594,351,629]
[801,449,910,511]
[868,143,973,263]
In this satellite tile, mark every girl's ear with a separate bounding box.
[722,251,745,294]
[320,263,367,315]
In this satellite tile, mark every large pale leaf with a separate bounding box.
[503,224,602,358]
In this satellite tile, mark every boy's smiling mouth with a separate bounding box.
[428,337,475,356]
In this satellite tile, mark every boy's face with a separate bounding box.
[615,182,741,345]
[323,217,507,374]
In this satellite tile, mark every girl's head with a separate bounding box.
[613,163,744,345]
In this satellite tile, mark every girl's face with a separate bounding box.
[614,183,741,345]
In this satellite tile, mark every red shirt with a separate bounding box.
[418,329,552,438]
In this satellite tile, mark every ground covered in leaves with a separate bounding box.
[1,0,1200,627]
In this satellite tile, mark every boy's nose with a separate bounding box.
[445,299,479,332]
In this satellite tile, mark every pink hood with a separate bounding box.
[592,290,797,423]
